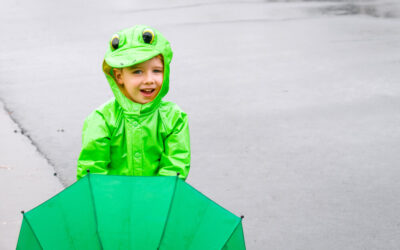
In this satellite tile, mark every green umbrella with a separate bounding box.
[17,173,246,249]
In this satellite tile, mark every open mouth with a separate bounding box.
[140,89,155,97]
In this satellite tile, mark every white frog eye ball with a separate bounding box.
[142,29,155,44]
[111,34,120,49]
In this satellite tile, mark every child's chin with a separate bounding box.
[133,98,153,104]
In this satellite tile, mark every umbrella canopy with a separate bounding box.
[17,174,246,249]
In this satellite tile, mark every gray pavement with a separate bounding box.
[1,0,400,249]
[0,101,63,249]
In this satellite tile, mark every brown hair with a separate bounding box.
[155,54,164,65]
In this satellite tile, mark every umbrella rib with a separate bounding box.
[157,175,180,250]
[87,174,104,250]
[21,212,44,250]
[220,217,244,249]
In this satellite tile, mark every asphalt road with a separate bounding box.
[1,0,400,249]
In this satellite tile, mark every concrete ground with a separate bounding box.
[0,101,63,249]
[1,0,400,249]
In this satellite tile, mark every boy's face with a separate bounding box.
[113,56,164,104]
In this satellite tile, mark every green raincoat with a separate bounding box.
[77,25,190,180]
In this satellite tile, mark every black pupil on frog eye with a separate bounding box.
[143,32,153,43]
[111,37,119,49]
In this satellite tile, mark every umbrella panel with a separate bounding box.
[159,179,243,250]
[16,219,42,250]
[17,177,102,249]
[92,175,175,249]
[222,220,246,250]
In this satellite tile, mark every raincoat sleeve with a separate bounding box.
[158,111,190,180]
[77,111,111,180]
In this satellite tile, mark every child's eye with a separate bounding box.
[132,70,142,74]
[153,69,163,73]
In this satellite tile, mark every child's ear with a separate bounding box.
[113,68,124,85]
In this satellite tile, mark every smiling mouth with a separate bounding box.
[140,89,155,97]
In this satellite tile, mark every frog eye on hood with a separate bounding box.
[142,29,155,44]
[111,34,120,50]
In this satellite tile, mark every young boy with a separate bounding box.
[77,25,190,180]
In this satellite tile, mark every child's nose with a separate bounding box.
[143,72,155,84]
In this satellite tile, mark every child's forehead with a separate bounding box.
[125,57,164,69]
[125,65,139,69]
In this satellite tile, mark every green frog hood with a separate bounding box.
[102,25,173,115]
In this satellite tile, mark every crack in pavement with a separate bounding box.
[0,98,60,184]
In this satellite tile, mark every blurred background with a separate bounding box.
[1,0,400,249]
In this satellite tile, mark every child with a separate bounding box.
[77,25,190,180]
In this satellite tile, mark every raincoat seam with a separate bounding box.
[110,105,123,139]
[93,110,112,138]
[158,109,169,135]
[159,103,184,134]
